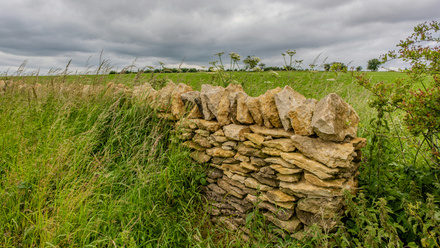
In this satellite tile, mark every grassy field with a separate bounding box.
[1,70,438,247]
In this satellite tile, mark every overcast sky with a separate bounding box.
[0,0,439,74]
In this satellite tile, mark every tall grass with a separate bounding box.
[0,84,226,247]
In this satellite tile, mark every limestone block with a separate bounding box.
[270,164,303,174]
[265,189,297,202]
[265,157,299,169]
[206,168,223,179]
[296,208,337,231]
[190,151,211,163]
[280,152,339,180]
[171,83,193,119]
[291,135,356,168]
[200,84,222,120]
[264,214,302,233]
[235,92,254,124]
[208,183,227,195]
[262,147,283,156]
[274,85,306,131]
[250,157,268,167]
[183,141,206,151]
[276,173,302,183]
[304,173,347,188]
[279,179,347,198]
[221,163,252,174]
[251,172,279,187]
[193,119,221,132]
[217,84,244,125]
[223,124,251,141]
[259,87,283,128]
[206,148,235,158]
[245,96,264,126]
[311,93,359,142]
[262,138,296,152]
[249,125,294,138]
[154,81,177,112]
[243,141,261,149]
[195,129,210,137]
[244,133,265,147]
[237,144,267,158]
[245,194,294,221]
[222,141,238,151]
[192,134,212,148]
[240,162,260,172]
[234,153,250,162]
[244,177,273,191]
[288,98,317,136]
[218,178,245,198]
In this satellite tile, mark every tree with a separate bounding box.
[367,58,381,71]
[356,66,362,72]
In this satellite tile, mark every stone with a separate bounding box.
[237,144,267,158]
[259,87,283,128]
[262,147,282,156]
[277,173,302,183]
[250,157,268,167]
[177,129,194,140]
[234,153,250,162]
[240,162,260,172]
[311,93,360,142]
[245,194,294,221]
[245,96,264,126]
[222,141,238,151]
[183,141,206,151]
[221,163,252,174]
[262,138,296,152]
[207,183,227,195]
[132,82,155,100]
[195,129,210,137]
[153,81,177,112]
[296,208,337,231]
[210,135,228,143]
[190,151,211,163]
[176,119,198,130]
[223,124,251,141]
[304,173,347,188]
[193,119,222,132]
[244,178,273,191]
[265,157,299,169]
[206,168,223,179]
[350,137,367,150]
[217,178,245,198]
[200,84,223,120]
[217,84,244,125]
[192,134,212,148]
[235,92,254,124]
[291,135,356,168]
[213,129,225,136]
[260,166,276,176]
[264,214,303,233]
[297,198,343,218]
[249,125,294,138]
[274,85,307,131]
[288,98,317,136]
[206,148,235,158]
[280,179,346,198]
[280,152,339,180]
[265,189,297,202]
[270,164,303,174]
[244,133,265,147]
[243,141,261,149]
[171,83,193,119]
[251,172,279,187]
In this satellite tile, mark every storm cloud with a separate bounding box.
[0,0,439,73]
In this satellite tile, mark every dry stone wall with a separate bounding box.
[135,80,366,239]
[1,79,365,239]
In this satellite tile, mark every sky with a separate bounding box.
[0,0,439,75]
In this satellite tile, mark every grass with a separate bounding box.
[1,70,437,247]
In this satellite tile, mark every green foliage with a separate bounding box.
[243,55,261,71]
[367,58,382,71]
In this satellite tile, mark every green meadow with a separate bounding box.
[1,70,439,247]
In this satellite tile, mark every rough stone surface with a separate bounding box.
[235,92,254,124]
[171,83,193,119]
[277,173,302,183]
[291,135,356,168]
[311,93,360,142]
[193,134,212,148]
[270,164,303,174]
[223,124,251,141]
[244,133,265,147]
[237,144,267,158]
[262,147,283,156]
[288,99,317,136]
[217,84,244,125]
[259,87,283,128]
[262,138,296,152]
[265,189,297,202]
[245,96,264,126]
[193,119,222,132]
[200,84,222,120]
[190,151,211,163]
[297,198,343,218]
[244,178,273,191]
[246,194,294,221]
[274,85,307,131]
[281,152,339,180]
[264,214,303,233]
[206,148,236,158]
[304,173,347,188]
[249,125,295,138]
[280,179,346,198]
